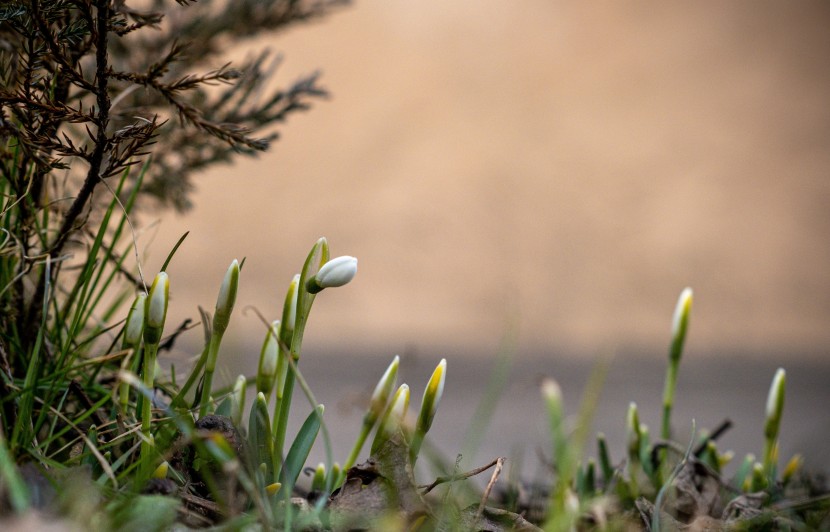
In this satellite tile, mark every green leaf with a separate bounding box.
[248,392,273,480]
[280,405,323,491]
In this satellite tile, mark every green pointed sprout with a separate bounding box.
[661,287,693,441]
[410,358,447,462]
[596,433,614,487]
[763,368,786,480]
[256,321,280,399]
[200,259,240,416]
[344,356,399,473]
[306,256,358,294]
[311,463,326,493]
[140,272,168,474]
[119,292,146,414]
[371,384,410,455]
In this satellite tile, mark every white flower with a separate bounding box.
[307,256,358,293]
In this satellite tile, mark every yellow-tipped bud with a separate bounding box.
[366,355,400,426]
[144,272,169,345]
[123,293,146,347]
[372,384,410,454]
[152,461,169,479]
[306,256,358,294]
[670,287,693,363]
[783,454,803,485]
[213,259,239,335]
[416,358,446,437]
[257,321,280,397]
[266,482,282,496]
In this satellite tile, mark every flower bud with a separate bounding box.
[765,368,786,440]
[366,356,400,426]
[626,402,642,458]
[213,259,239,335]
[306,256,357,293]
[372,384,410,454]
[124,293,146,347]
[144,272,169,345]
[152,461,169,480]
[670,287,693,363]
[280,274,300,345]
[231,375,246,427]
[417,359,447,436]
[257,321,280,397]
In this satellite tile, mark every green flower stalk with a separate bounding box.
[371,384,410,455]
[141,272,169,472]
[763,368,786,480]
[661,287,693,441]
[344,355,399,472]
[541,377,579,531]
[119,292,146,414]
[256,321,280,400]
[199,259,240,417]
[305,256,358,294]
[410,358,447,463]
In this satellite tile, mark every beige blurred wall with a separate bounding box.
[144,1,830,359]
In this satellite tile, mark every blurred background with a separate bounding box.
[141,2,830,474]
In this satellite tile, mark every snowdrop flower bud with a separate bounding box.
[765,368,786,440]
[417,358,447,435]
[257,321,280,397]
[213,259,239,335]
[123,292,146,347]
[670,287,693,363]
[281,274,300,342]
[306,256,357,294]
[144,272,169,345]
[372,384,410,454]
[366,355,400,426]
[231,375,247,427]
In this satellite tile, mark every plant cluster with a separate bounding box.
[526,289,830,531]
[0,0,344,366]
[1,1,828,530]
